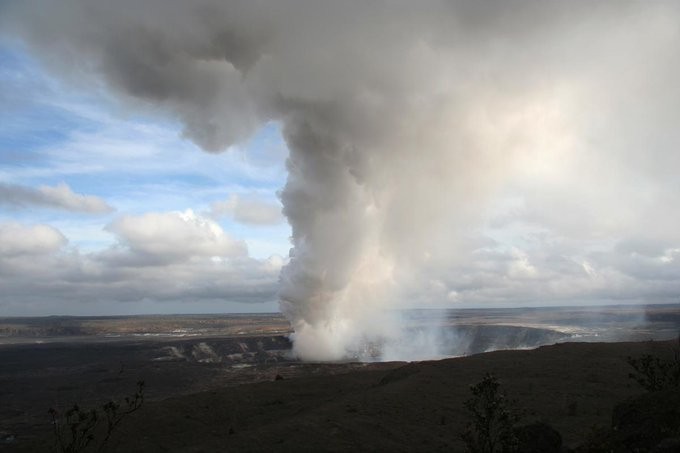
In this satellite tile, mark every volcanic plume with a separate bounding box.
[5,1,680,359]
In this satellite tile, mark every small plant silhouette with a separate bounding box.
[49,380,145,453]
[461,373,520,453]
[627,335,680,391]
[48,405,98,453]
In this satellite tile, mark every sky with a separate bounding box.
[1,1,680,326]
[0,40,290,315]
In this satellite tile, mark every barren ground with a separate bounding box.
[2,339,678,452]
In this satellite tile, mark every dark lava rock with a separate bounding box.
[0,431,16,444]
[653,436,680,453]
[612,388,680,451]
[376,363,418,386]
[514,421,562,453]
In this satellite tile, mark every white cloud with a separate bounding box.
[0,222,66,256]
[106,209,247,262]
[0,214,281,314]
[208,194,283,226]
[408,234,680,308]
[0,182,114,213]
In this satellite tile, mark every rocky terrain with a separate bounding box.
[2,338,679,452]
[1,307,678,451]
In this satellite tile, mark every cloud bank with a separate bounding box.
[0,212,281,314]
[3,1,680,359]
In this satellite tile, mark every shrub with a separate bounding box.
[49,380,145,453]
[627,335,680,392]
[461,373,520,453]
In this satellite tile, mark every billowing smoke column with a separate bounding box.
[5,1,680,360]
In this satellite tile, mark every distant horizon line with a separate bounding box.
[2,301,678,319]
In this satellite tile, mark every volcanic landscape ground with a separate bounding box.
[1,305,679,451]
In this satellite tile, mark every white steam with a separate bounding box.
[4,1,680,360]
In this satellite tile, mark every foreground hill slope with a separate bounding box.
[11,340,678,452]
